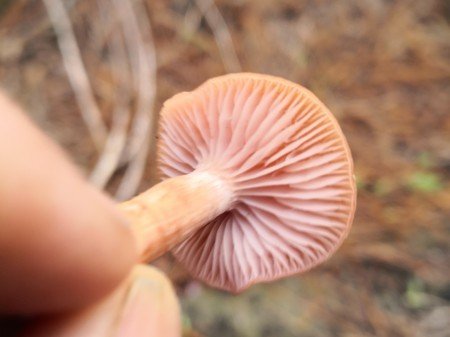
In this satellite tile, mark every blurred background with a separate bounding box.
[0,0,449,336]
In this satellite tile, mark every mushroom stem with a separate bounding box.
[119,171,234,261]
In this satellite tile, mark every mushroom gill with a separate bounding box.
[156,73,356,292]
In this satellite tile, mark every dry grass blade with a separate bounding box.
[89,0,132,188]
[89,106,129,188]
[184,2,202,35]
[113,0,157,200]
[43,0,107,151]
[194,0,241,72]
[117,131,151,200]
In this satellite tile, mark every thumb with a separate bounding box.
[24,265,181,337]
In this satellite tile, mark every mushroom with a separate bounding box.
[120,73,356,292]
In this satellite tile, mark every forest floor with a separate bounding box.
[1,0,449,336]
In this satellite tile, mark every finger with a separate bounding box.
[0,91,137,314]
[24,265,181,337]
[114,266,181,337]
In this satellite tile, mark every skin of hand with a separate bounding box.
[0,91,181,337]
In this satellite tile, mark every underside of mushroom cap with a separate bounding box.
[157,73,356,292]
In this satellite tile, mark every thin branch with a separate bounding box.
[43,0,107,150]
[194,0,241,72]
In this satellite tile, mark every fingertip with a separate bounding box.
[0,92,137,314]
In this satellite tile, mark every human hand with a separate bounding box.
[0,91,181,336]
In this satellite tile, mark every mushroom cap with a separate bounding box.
[157,73,356,292]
